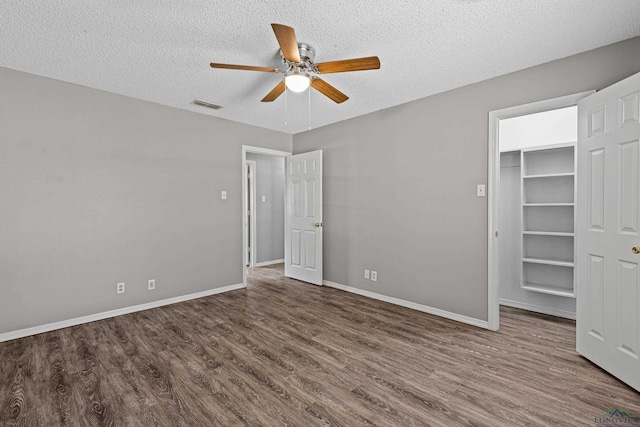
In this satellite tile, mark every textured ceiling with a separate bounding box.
[1,1,640,134]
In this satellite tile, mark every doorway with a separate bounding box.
[487,91,594,330]
[241,146,291,286]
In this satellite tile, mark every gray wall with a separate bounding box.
[292,37,640,322]
[246,153,285,264]
[0,67,291,334]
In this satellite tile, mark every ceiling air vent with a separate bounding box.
[193,99,222,110]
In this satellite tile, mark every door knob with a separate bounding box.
[633,246,640,254]
[314,222,323,228]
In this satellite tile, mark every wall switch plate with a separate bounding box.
[148,279,156,290]
[477,184,486,197]
[221,190,227,200]
[117,282,125,294]
[262,196,266,202]
[371,271,378,282]
[364,269,370,279]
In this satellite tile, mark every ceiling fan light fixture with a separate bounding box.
[285,71,310,93]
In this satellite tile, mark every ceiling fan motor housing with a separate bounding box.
[281,43,316,70]
[297,43,316,63]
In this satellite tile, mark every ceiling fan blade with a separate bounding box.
[316,56,380,74]
[210,63,278,73]
[271,24,301,63]
[261,81,286,102]
[310,78,349,104]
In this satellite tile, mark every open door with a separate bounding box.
[285,150,323,285]
[577,72,640,391]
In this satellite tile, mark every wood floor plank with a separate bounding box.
[1,339,29,425]
[1,263,639,426]
[286,368,387,426]
[37,333,73,425]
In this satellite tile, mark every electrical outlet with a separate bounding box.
[117,282,125,294]
[148,279,156,290]
[371,271,378,282]
[221,190,227,200]
[364,269,370,279]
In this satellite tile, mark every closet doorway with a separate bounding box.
[487,91,594,330]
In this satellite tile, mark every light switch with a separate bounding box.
[262,196,266,202]
[221,190,227,200]
[477,184,486,197]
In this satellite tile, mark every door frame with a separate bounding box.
[245,160,257,267]
[487,90,594,331]
[242,145,291,286]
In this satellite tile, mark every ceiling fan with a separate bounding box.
[210,24,380,104]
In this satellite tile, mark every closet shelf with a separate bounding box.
[523,257,574,268]
[523,203,574,207]
[522,231,574,237]
[523,172,575,179]
[522,282,576,298]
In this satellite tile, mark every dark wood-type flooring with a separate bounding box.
[1,264,638,426]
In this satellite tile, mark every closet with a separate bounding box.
[520,144,576,297]
[498,107,577,319]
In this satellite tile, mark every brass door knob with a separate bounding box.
[633,246,640,254]
[314,222,323,228]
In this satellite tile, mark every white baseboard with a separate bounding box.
[0,283,245,343]
[499,298,576,320]
[323,280,490,330]
[254,259,285,267]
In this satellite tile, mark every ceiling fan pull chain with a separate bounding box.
[309,88,312,130]
[284,84,287,126]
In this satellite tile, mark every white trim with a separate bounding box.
[323,280,489,330]
[255,259,285,267]
[246,160,257,268]
[488,108,500,331]
[487,90,594,332]
[241,145,291,286]
[0,283,245,343]
[499,298,576,320]
[242,146,292,157]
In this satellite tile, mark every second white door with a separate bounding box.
[285,150,323,285]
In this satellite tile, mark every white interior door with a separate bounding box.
[577,72,640,391]
[285,150,323,285]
